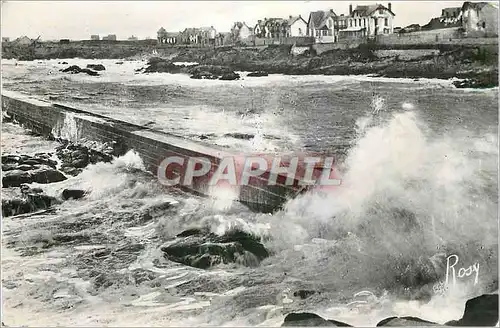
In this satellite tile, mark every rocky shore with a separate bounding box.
[135,44,498,88]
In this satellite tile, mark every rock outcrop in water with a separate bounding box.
[282,313,351,327]
[2,184,60,217]
[160,228,269,269]
[86,64,106,71]
[60,65,99,76]
[2,154,66,187]
[56,142,113,176]
[282,294,499,327]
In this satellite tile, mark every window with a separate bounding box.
[379,9,384,14]
[482,22,486,28]
[359,18,362,26]
[385,18,388,26]
[322,29,328,36]
[350,20,353,27]
[298,28,302,36]
[354,19,357,27]
[316,30,320,37]
[328,19,333,28]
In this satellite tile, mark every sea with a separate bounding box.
[1,58,498,326]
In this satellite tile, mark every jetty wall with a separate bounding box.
[1,91,302,212]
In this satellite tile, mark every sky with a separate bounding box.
[2,1,466,40]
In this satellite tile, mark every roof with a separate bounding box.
[183,27,200,34]
[461,1,497,11]
[352,4,395,17]
[308,10,336,29]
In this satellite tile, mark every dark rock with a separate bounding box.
[247,71,269,77]
[86,64,106,71]
[219,72,240,81]
[61,65,99,76]
[115,61,124,65]
[2,193,59,217]
[2,170,32,187]
[2,155,21,164]
[377,316,438,326]
[293,289,320,299]
[190,72,218,80]
[61,61,68,64]
[224,132,254,140]
[30,167,67,184]
[62,189,86,200]
[445,294,498,326]
[282,313,351,327]
[161,228,269,269]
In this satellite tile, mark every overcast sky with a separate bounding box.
[2,1,465,40]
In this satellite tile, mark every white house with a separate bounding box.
[287,15,308,36]
[307,9,337,43]
[344,3,395,38]
[461,2,499,37]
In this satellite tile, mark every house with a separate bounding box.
[157,27,167,43]
[200,26,217,46]
[102,34,117,41]
[165,32,180,44]
[254,20,266,38]
[13,36,33,45]
[230,22,253,43]
[343,3,395,39]
[287,15,308,36]
[180,28,202,44]
[215,32,232,46]
[263,18,288,38]
[442,7,462,20]
[307,9,337,43]
[128,35,138,41]
[91,35,100,40]
[59,39,70,44]
[461,2,499,37]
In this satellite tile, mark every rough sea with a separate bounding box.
[1,58,498,326]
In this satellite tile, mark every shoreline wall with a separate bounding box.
[1,91,302,213]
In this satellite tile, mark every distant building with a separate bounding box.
[157,27,167,43]
[461,2,498,37]
[230,22,253,43]
[343,3,395,38]
[442,7,462,19]
[165,32,180,44]
[307,10,337,43]
[102,34,117,41]
[91,35,100,40]
[13,36,33,45]
[59,39,70,44]
[180,27,201,44]
[2,37,10,43]
[128,35,138,41]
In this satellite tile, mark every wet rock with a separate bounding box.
[224,132,254,140]
[219,72,240,81]
[282,313,351,327]
[60,166,82,176]
[30,166,67,184]
[2,155,21,164]
[161,228,269,269]
[17,164,34,171]
[247,71,269,77]
[2,170,32,187]
[445,294,499,326]
[115,61,124,65]
[293,289,320,300]
[376,316,438,326]
[86,64,106,71]
[62,189,86,200]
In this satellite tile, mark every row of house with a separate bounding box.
[158,3,396,46]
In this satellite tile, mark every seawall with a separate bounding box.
[1,91,306,213]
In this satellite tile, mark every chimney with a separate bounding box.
[388,2,392,11]
[349,4,353,15]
